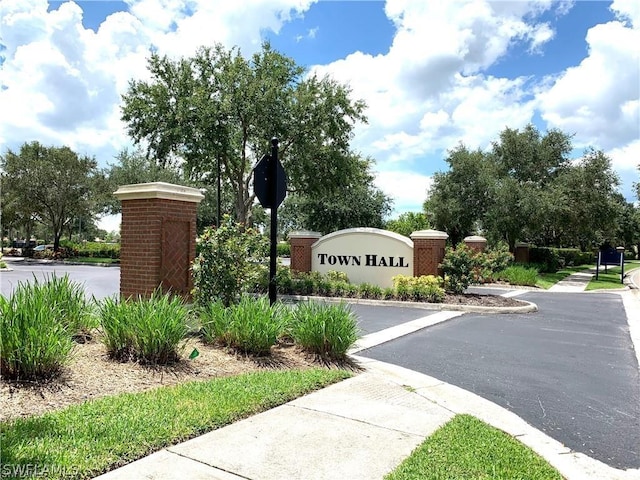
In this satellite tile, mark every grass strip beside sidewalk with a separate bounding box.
[0,369,350,480]
[386,414,563,480]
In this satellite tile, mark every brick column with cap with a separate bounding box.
[288,231,321,273]
[464,235,487,253]
[410,230,449,277]
[114,182,204,300]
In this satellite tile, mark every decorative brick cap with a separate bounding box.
[114,182,204,203]
[410,229,449,240]
[464,235,486,242]
[288,231,322,239]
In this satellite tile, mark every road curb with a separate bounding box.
[281,294,538,314]
[353,356,640,480]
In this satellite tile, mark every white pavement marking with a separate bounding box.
[349,310,465,354]
[621,290,640,373]
[500,289,527,298]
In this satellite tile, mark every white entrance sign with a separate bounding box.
[311,228,413,288]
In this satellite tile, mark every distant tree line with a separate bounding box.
[420,124,640,253]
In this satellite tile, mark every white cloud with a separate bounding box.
[0,0,316,160]
[311,0,548,172]
[608,139,640,172]
[374,170,433,215]
[538,15,639,151]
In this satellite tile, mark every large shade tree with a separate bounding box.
[424,125,624,251]
[1,142,100,251]
[424,145,496,245]
[121,42,383,228]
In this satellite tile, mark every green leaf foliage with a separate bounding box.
[120,42,376,227]
[192,215,269,306]
[290,302,359,359]
[98,290,189,364]
[1,142,100,251]
[0,277,88,380]
[386,212,430,238]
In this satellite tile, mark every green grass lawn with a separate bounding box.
[0,369,350,480]
[386,414,563,480]
[65,257,119,264]
[586,264,630,291]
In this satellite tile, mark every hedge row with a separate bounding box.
[529,247,595,273]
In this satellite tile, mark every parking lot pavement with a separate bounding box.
[0,260,120,300]
[348,303,447,335]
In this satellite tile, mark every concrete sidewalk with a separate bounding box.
[95,357,638,480]
[547,269,595,292]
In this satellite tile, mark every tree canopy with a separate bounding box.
[120,42,387,231]
[1,142,100,250]
[424,125,627,251]
[385,211,431,238]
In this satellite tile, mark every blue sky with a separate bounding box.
[1,1,638,232]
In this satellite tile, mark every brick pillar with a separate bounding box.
[514,242,530,264]
[114,182,204,300]
[410,230,448,277]
[464,235,487,253]
[288,231,321,273]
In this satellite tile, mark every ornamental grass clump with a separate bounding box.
[98,290,189,364]
[225,296,286,355]
[291,302,359,359]
[39,274,96,340]
[0,280,77,380]
[199,299,231,345]
[200,296,287,356]
[495,265,539,286]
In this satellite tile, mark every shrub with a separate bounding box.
[332,281,349,298]
[275,264,293,294]
[0,281,75,380]
[98,290,189,364]
[393,274,412,300]
[70,241,119,259]
[383,287,396,300]
[192,215,269,306]
[291,302,359,359]
[529,247,562,273]
[392,275,445,302]
[440,244,478,294]
[410,275,445,302]
[224,296,286,355]
[276,241,291,257]
[326,270,349,283]
[358,283,383,300]
[495,265,538,286]
[478,243,513,282]
[551,248,594,267]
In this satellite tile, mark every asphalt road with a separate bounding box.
[358,291,640,470]
[0,260,120,300]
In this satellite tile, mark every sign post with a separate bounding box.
[254,138,287,305]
